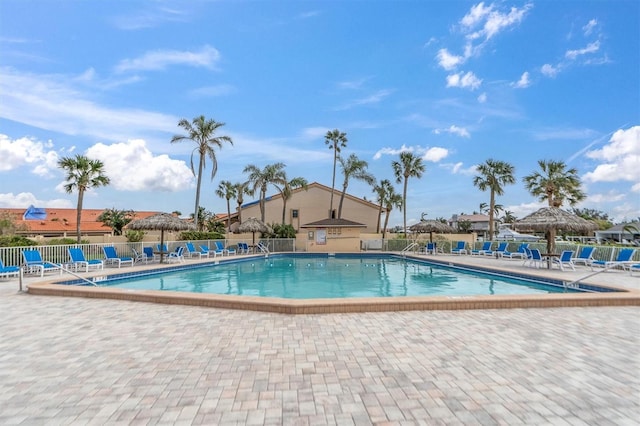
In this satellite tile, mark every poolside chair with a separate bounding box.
[167,246,185,263]
[572,246,595,266]
[215,241,236,256]
[256,241,270,253]
[484,242,508,257]
[131,248,148,264]
[425,242,437,255]
[68,247,104,272]
[552,250,575,271]
[0,259,20,279]
[21,249,62,277]
[450,241,467,255]
[502,243,528,259]
[591,248,636,271]
[470,241,492,256]
[157,243,169,253]
[185,242,205,258]
[237,242,250,254]
[626,263,640,276]
[143,247,158,262]
[102,246,134,268]
[199,245,215,258]
[524,248,544,268]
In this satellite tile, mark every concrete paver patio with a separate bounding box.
[1,271,639,424]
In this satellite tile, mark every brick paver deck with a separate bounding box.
[1,282,638,424]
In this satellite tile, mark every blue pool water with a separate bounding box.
[100,254,577,299]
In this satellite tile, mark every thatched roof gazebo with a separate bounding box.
[238,217,272,245]
[409,220,455,242]
[127,213,195,262]
[514,207,597,253]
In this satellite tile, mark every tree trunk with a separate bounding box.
[337,184,347,219]
[489,190,495,240]
[402,177,408,236]
[226,199,231,232]
[281,198,287,224]
[193,154,205,230]
[329,151,337,217]
[76,190,84,244]
[376,204,382,234]
[383,206,391,240]
[259,188,266,222]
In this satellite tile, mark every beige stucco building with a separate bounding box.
[238,182,382,233]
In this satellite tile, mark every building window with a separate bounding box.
[291,209,299,218]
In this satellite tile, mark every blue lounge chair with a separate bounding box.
[502,243,528,259]
[0,259,20,279]
[143,247,157,262]
[524,248,544,268]
[167,246,185,263]
[450,241,467,255]
[572,246,595,266]
[425,242,437,255]
[185,242,205,258]
[199,245,216,258]
[484,242,508,257]
[591,248,636,271]
[237,242,250,254]
[68,247,104,272]
[102,246,134,268]
[552,250,575,271]
[21,249,61,277]
[471,242,492,256]
[627,263,640,276]
[215,241,236,256]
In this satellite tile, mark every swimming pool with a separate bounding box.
[101,254,574,298]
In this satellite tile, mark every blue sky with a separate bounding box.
[1,0,638,227]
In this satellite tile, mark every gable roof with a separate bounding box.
[301,218,366,228]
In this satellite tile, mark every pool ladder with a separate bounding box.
[18,262,98,292]
[401,242,420,255]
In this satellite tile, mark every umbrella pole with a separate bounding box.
[160,230,165,263]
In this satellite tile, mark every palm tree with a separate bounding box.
[324,129,348,218]
[243,162,287,222]
[372,180,389,233]
[233,181,253,226]
[523,159,586,245]
[275,176,308,224]
[501,210,517,224]
[392,151,425,236]
[523,160,585,207]
[473,159,516,239]
[337,154,375,219]
[378,180,403,239]
[215,180,236,232]
[171,115,233,230]
[97,208,135,235]
[58,154,110,244]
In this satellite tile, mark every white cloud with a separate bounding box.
[434,125,470,138]
[300,127,331,139]
[423,147,449,162]
[188,84,236,98]
[582,19,598,36]
[541,63,559,78]
[0,134,60,176]
[583,126,640,191]
[512,71,530,88]
[111,5,189,30]
[373,144,413,160]
[436,48,465,70]
[335,89,394,110]
[0,67,179,143]
[448,162,477,175]
[586,191,626,204]
[477,92,487,103]
[460,2,494,29]
[446,71,482,90]
[565,41,600,60]
[85,139,195,192]
[114,45,221,73]
[461,2,533,42]
[337,77,370,90]
[0,192,72,208]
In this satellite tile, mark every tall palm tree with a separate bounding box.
[171,115,233,230]
[233,181,253,225]
[372,180,389,233]
[215,180,236,232]
[392,151,425,236]
[501,210,517,224]
[97,208,135,236]
[473,159,516,239]
[337,154,375,219]
[523,159,586,245]
[324,129,348,218]
[378,180,403,239]
[58,154,110,244]
[523,160,586,207]
[243,162,286,222]
[276,176,308,224]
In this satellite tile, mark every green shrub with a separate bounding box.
[265,223,296,238]
[48,238,90,245]
[125,230,145,242]
[179,231,225,241]
[0,236,38,247]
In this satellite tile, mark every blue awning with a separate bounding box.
[23,205,47,220]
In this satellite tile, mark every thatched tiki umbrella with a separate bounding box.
[514,207,597,254]
[409,220,455,242]
[238,217,272,245]
[128,213,195,263]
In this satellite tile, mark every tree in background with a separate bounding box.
[501,210,517,224]
[572,208,613,230]
[98,208,135,235]
[392,151,425,237]
[215,180,236,232]
[58,154,110,244]
[233,181,253,226]
[337,154,375,219]
[275,176,308,224]
[324,129,348,218]
[243,162,286,222]
[171,115,233,230]
[473,159,516,239]
[375,179,403,239]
